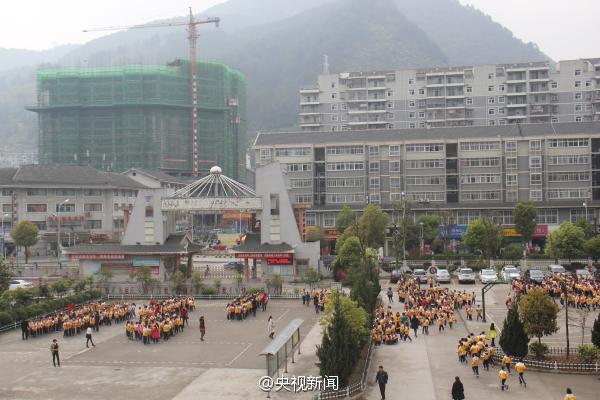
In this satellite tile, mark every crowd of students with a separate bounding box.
[125,297,194,344]
[225,291,269,320]
[511,273,599,310]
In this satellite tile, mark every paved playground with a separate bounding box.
[0,299,319,400]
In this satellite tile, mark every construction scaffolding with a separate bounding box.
[31,60,246,179]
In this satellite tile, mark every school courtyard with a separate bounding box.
[0,299,320,400]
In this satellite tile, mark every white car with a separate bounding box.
[413,268,428,283]
[480,269,498,284]
[457,268,475,283]
[436,269,451,283]
[549,264,566,275]
[575,269,592,280]
[9,279,33,290]
[501,266,521,281]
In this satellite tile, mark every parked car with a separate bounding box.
[526,269,545,283]
[435,269,451,283]
[549,264,566,275]
[413,268,428,283]
[457,268,475,284]
[9,279,33,290]
[575,269,592,279]
[390,269,401,284]
[479,269,498,284]
[501,266,521,281]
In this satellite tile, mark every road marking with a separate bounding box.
[226,342,252,366]
[275,310,290,322]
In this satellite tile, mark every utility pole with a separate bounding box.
[562,282,570,359]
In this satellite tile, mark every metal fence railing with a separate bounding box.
[317,338,374,399]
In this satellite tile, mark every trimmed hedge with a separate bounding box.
[0,290,102,327]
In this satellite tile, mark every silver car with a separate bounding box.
[457,268,475,283]
[480,269,498,284]
[501,266,521,281]
[436,269,451,283]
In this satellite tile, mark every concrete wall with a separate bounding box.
[121,188,171,245]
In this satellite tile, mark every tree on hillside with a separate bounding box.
[519,287,559,344]
[499,304,529,358]
[0,259,12,292]
[316,292,360,387]
[545,222,585,262]
[584,236,600,262]
[513,201,537,248]
[336,206,357,235]
[463,218,502,261]
[11,221,39,263]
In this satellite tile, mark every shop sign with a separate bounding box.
[70,253,125,260]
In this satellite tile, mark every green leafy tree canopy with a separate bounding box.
[545,222,585,261]
[513,201,537,244]
[359,204,389,248]
[584,236,600,262]
[518,287,559,343]
[335,206,357,235]
[463,218,502,260]
[10,221,39,263]
[499,304,529,358]
[417,214,441,245]
[0,259,12,292]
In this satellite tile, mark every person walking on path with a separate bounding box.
[85,326,95,348]
[199,316,206,341]
[267,316,275,339]
[451,376,465,400]
[515,360,526,387]
[488,323,497,347]
[471,355,480,377]
[375,365,389,400]
[410,315,420,338]
[21,319,29,340]
[498,367,509,391]
[387,287,394,303]
[50,339,60,367]
[564,388,576,400]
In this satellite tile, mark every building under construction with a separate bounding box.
[30,60,246,180]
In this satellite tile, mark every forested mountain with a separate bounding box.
[0,0,549,153]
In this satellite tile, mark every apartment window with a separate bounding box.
[529,156,542,168]
[408,78,414,85]
[409,100,415,108]
[113,218,124,229]
[409,123,416,129]
[305,213,316,227]
[1,189,13,196]
[56,189,77,197]
[387,89,393,97]
[369,177,380,188]
[498,108,505,115]
[330,114,338,122]
[84,203,102,212]
[488,85,494,92]
[327,162,364,171]
[537,209,558,224]
[505,141,517,152]
[466,98,473,105]
[506,157,517,169]
[26,204,47,213]
[387,112,395,120]
[406,176,444,185]
[331,104,338,111]
[574,69,581,76]
[460,157,500,167]
[409,112,415,119]
[390,177,402,188]
[327,193,364,204]
[259,148,272,163]
[327,145,364,155]
[547,188,589,200]
[84,220,102,230]
[530,173,542,185]
[406,191,445,202]
[369,162,380,172]
[499,119,506,125]
[295,194,312,204]
[390,161,402,172]
[113,203,120,211]
[389,145,401,156]
[574,92,582,100]
[574,81,581,88]
[417,111,425,119]
[406,143,443,152]
[488,120,496,126]
[488,73,494,79]
[341,103,347,111]
[460,141,500,151]
[585,80,592,87]
[323,213,336,227]
[145,205,154,218]
[488,97,495,104]
[530,140,542,150]
[460,174,500,184]
[409,89,415,95]
[499,84,505,92]
[492,210,513,225]
[461,191,501,201]
[488,108,495,116]
[419,122,426,128]
[327,178,363,188]
[551,82,558,89]
[369,146,379,156]
[575,116,583,122]
[275,147,312,157]
[570,209,592,223]
[56,203,75,213]
[548,172,589,182]
[548,138,588,148]
[575,104,583,112]
[549,155,588,165]
[418,88,425,95]
[551,117,558,123]
[285,163,312,172]
[466,86,472,93]
[369,193,381,204]
[291,179,312,189]
[506,174,517,186]
[331,93,337,99]
[27,189,47,196]
[84,189,103,197]
[457,210,481,225]
[386,101,394,109]
[2,204,11,213]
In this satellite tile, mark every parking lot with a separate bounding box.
[0,299,318,400]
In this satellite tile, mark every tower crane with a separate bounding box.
[84,8,220,176]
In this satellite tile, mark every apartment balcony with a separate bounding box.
[367,75,386,80]
[426,93,446,99]
[367,98,387,103]
[368,109,387,114]
[346,86,367,91]
[506,113,527,119]
[446,94,465,99]
[298,111,321,116]
[506,91,528,96]
[506,102,528,108]
[592,91,600,103]
[425,71,445,77]
[299,87,320,94]
[529,77,550,83]
[446,81,465,87]
[506,79,527,84]
[367,120,388,125]
[347,121,369,126]
[367,86,387,91]
[347,108,368,114]
[299,100,320,106]
[426,102,446,109]
[346,98,367,103]
[506,67,528,73]
[426,82,445,88]
[300,123,322,128]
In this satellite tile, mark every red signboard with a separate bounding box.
[532,224,548,239]
[234,252,293,259]
[70,254,126,260]
[267,256,293,265]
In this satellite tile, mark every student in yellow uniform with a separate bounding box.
[502,354,512,372]
[471,355,480,377]
[564,388,576,400]
[515,361,526,387]
[498,367,509,391]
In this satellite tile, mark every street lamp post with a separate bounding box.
[401,192,408,271]
[56,199,70,261]
[582,202,588,221]
[419,221,424,256]
[1,213,8,259]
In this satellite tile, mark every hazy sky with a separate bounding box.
[1,0,598,61]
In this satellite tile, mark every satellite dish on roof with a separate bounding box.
[210,166,222,175]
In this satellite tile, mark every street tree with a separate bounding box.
[418,214,441,247]
[134,266,158,294]
[503,243,523,264]
[335,206,357,235]
[584,236,600,262]
[519,287,559,343]
[302,267,321,290]
[569,307,592,345]
[359,204,389,248]
[94,270,113,293]
[499,304,529,358]
[513,201,537,247]
[574,218,594,240]
[592,314,600,348]
[463,218,502,261]
[190,272,204,294]
[316,292,360,387]
[545,222,585,262]
[0,259,12,292]
[320,293,369,340]
[171,270,187,294]
[10,221,39,263]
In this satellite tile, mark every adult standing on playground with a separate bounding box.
[85,326,95,348]
[488,323,497,347]
[375,365,389,400]
[199,316,206,341]
[50,339,60,367]
[267,315,275,339]
[451,376,465,400]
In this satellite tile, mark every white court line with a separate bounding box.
[226,343,252,366]
[275,310,289,322]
